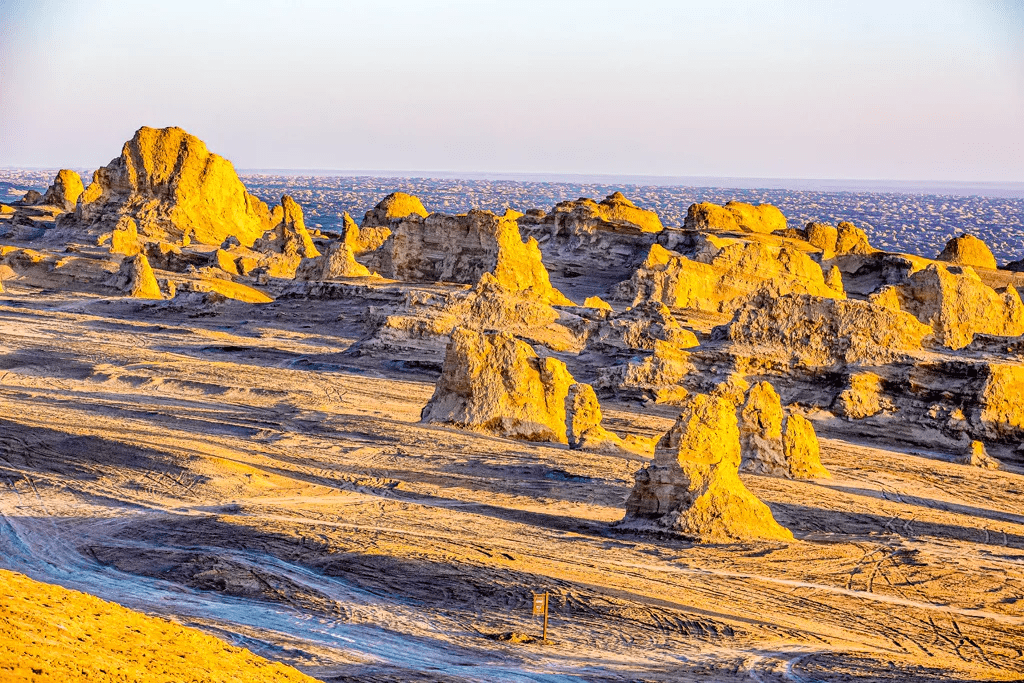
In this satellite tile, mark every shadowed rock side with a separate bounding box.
[370,208,572,305]
[937,233,997,270]
[0,569,317,683]
[684,201,787,234]
[66,126,274,247]
[622,393,793,542]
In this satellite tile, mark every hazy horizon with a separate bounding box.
[2,0,1023,181]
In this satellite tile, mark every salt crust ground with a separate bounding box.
[0,284,1022,682]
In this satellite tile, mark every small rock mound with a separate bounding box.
[783,414,830,479]
[296,241,371,280]
[342,211,390,254]
[835,221,874,256]
[40,169,84,211]
[113,253,162,299]
[684,201,787,234]
[805,222,838,253]
[362,192,429,228]
[956,440,1000,469]
[738,381,829,479]
[832,372,887,419]
[622,393,793,542]
[937,234,997,270]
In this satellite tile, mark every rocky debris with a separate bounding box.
[361,192,429,228]
[737,381,829,479]
[890,264,1024,350]
[937,234,997,270]
[783,414,830,479]
[341,211,390,254]
[805,222,838,253]
[110,253,162,299]
[684,201,787,234]
[109,216,142,257]
[68,126,274,247]
[621,393,793,542]
[957,440,1000,469]
[832,372,888,419]
[296,241,371,280]
[420,328,575,443]
[369,209,571,305]
[724,292,932,367]
[835,221,874,256]
[39,169,85,211]
[613,238,840,313]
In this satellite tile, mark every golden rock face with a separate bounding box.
[40,169,85,211]
[937,233,998,270]
[0,569,317,683]
[684,201,787,234]
[76,126,274,247]
[361,191,429,228]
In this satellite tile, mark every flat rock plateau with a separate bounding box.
[0,127,1023,682]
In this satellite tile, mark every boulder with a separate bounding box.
[891,264,1024,350]
[835,221,874,256]
[40,169,84,211]
[583,296,613,311]
[613,239,840,313]
[832,372,887,419]
[420,328,575,443]
[956,440,1000,469]
[937,234,997,270]
[684,201,787,234]
[361,192,428,228]
[112,253,162,299]
[805,222,838,253]
[109,216,142,257]
[70,126,274,247]
[622,393,793,542]
[564,382,636,453]
[725,292,932,367]
[782,414,830,479]
[370,209,571,305]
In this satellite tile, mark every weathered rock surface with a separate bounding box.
[296,240,371,280]
[585,301,698,353]
[973,363,1024,441]
[957,440,1000,469]
[110,253,162,299]
[614,239,840,313]
[342,211,390,254]
[805,222,838,253]
[595,339,694,404]
[937,234,997,270]
[684,201,787,234]
[40,169,85,211]
[69,126,274,247]
[725,293,932,367]
[833,372,887,419]
[783,413,830,479]
[109,216,142,257]
[835,221,874,256]
[737,382,830,479]
[890,264,1024,350]
[369,209,571,305]
[622,393,793,542]
[361,192,429,228]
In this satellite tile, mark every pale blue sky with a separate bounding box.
[1,0,1022,180]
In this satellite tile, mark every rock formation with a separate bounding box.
[109,216,142,257]
[585,301,698,353]
[613,238,841,313]
[832,372,887,418]
[972,363,1024,441]
[684,201,787,234]
[40,169,85,211]
[834,221,874,256]
[69,126,274,247]
[422,327,623,447]
[725,292,932,367]
[595,339,694,404]
[737,381,830,479]
[805,222,838,253]
[544,192,663,233]
[296,240,371,280]
[110,253,162,299]
[891,264,1024,350]
[341,211,390,254]
[957,440,1000,469]
[937,234,997,270]
[622,393,793,542]
[370,209,571,305]
[361,192,429,228]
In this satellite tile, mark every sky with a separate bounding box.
[1,0,1022,182]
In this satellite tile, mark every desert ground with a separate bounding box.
[1,126,1023,682]
[0,284,1021,682]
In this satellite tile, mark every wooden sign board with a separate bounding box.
[532,593,546,616]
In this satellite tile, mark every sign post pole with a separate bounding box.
[532,591,550,643]
[542,592,549,643]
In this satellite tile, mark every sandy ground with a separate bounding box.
[0,286,1022,682]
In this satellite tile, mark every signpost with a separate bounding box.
[532,592,549,642]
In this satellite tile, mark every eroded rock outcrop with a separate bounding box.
[40,169,85,211]
[69,126,274,247]
[891,264,1024,350]
[832,372,887,419]
[361,192,428,228]
[957,440,1000,469]
[622,393,793,542]
[370,209,571,304]
[684,201,787,234]
[738,381,829,479]
[835,221,874,256]
[295,241,371,280]
[421,328,623,448]
[342,211,390,254]
[937,234,997,270]
[110,253,162,299]
[613,238,841,313]
[725,292,932,367]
